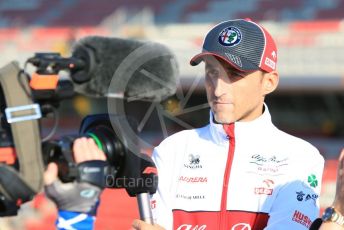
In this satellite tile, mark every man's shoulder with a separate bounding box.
[155,126,209,155]
[273,127,323,162]
[159,126,208,146]
[152,125,210,163]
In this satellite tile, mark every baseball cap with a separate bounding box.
[190,19,277,73]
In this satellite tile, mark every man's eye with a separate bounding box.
[227,69,245,78]
[206,68,219,76]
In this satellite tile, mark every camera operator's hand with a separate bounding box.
[44,137,107,216]
[131,219,165,230]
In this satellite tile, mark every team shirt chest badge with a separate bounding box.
[218,26,242,47]
[184,154,202,169]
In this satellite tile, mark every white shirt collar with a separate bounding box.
[209,103,274,145]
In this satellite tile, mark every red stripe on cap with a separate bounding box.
[261,27,277,72]
[250,21,277,72]
[259,26,277,72]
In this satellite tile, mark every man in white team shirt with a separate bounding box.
[132,19,324,230]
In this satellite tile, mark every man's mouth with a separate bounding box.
[213,101,233,105]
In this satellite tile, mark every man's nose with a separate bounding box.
[213,76,227,97]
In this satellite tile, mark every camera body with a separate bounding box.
[42,114,131,184]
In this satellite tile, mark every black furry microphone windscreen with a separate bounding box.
[71,36,179,102]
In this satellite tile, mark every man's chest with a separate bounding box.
[170,146,291,212]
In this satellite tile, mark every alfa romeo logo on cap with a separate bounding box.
[218,26,242,47]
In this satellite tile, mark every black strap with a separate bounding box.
[0,62,44,198]
[309,218,323,230]
[77,160,109,188]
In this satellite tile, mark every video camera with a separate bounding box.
[0,52,157,216]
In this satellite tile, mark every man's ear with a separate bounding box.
[262,70,279,96]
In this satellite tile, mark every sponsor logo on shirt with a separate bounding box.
[248,154,288,175]
[176,194,206,200]
[256,166,278,173]
[296,191,318,205]
[176,224,207,230]
[184,154,202,169]
[292,210,312,228]
[250,154,288,167]
[254,179,274,195]
[307,174,318,188]
[179,176,208,183]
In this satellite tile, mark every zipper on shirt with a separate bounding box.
[219,124,235,230]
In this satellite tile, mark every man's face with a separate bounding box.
[204,56,266,124]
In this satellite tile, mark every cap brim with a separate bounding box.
[190,52,258,73]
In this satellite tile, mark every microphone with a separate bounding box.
[116,151,158,224]
[71,36,179,102]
